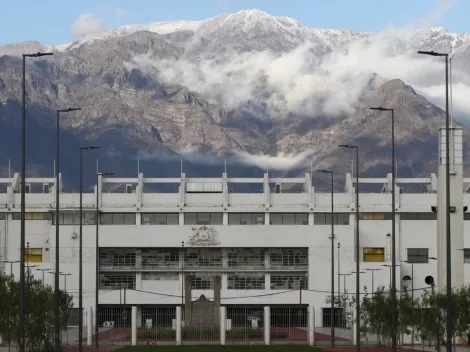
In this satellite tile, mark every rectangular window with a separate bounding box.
[99,272,136,289]
[12,212,51,220]
[184,213,223,225]
[269,248,308,269]
[464,214,470,221]
[359,213,393,220]
[464,249,470,264]
[363,248,385,262]
[228,213,265,225]
[407,248,429,263]
[141,213,179,225]
[227,273,265,290]
[314,213,350,225]
[100,213,136,225]
[0,213,5,220]
[184,249,223,269]
[52,212,96,225]
[142,272,179,281]
[189,273,216,290]
[227,248,265,269]
[270,273,308,290]
[25,248,43,263]
[141,248,180,269]
[99,249,137,269]
[269,213,308,225]
[401,213,437,220]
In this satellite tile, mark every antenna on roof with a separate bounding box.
[137,158,140,174]
[224,157,227,175]
[180,157,183,176]
[266,156,269,176]
[8,158,11,184]
[96,159,99,174]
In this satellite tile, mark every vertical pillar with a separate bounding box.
[131,306,137,346]
[308,305,315,346]
[437,126,464,289]
[220,306,226,345]
[264,306,270,345]
[86,307,93,346]
[176,306,182,345]
[352,307,358,345]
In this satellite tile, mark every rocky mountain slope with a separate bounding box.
[0,9,469,188]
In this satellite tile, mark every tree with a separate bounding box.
[0,271,73,351]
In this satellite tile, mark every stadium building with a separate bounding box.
[0,126,469,331]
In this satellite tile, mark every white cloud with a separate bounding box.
[71,13,108,39]
[115,8,128,17]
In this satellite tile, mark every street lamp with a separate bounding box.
[20,51,53,352]
[317,169,335,346]
[337,243,341,297]
[1,260,19,277]
[95,171,113,348]
[55,107,81,350]
[364,268,381,293]
[381,264,401,288]
[79,146,100,352]
[34,268,49,287]
[339,143,360,352]
[370,106,397,351]
[418,49,451,352]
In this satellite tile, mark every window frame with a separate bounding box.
[100,213,136,225]
[314,213,350,225]
[141,213,179,225]
[359,213,393,220]
[363,247,385,262]
[12,212,52,220]
[228,213,265,225]
[269,213,308,225]
[407,248,429,263]
[184,213,223,225]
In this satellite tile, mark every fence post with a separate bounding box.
[87,307,93,346]
[176,306,182,345]
[264,306,270,345]
[220,306,226,345]
[308,305,315,346]
[131,306,137,346]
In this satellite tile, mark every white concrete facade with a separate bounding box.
[0,127,470,324]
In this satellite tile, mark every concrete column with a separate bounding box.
[308,305,315,346]
[437,126,464,289]
[264,306,270,345]
[131,306,137,346]
[176,306,182,345]
[87,307,93,346]
[220,306,226,345]
[352,307,357,345]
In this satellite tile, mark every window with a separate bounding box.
[52,212,96,225]
[12,212,51,220]
[359,213,393,220]
[228,213,265,225]
[141,248,180,269]
[100,213,136,225]
[227,248,265,269]
[314,213,349,225]
[99,249,137,269]
[184,249,223,269]
[269,213,308,225]
[407,248,429,263]
[142,272,179,281]
[141,213,179,225]
[401,213,437,220]
[363,248,385,262]
[189,273,216,289]
[0,213,5,220]
[228,273,265,290]
[270,248,308,269]
[25,248,43,263]
[99,272,136,289]
[270,273,308,290]
[463,249,470,264]
[184,213,223,225]
[464,214,470,221]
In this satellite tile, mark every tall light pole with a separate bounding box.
[339,144,360,352]
[55,107,80,351]
[418,49,451,352]
[318,169,335,346]
[34,268,49,287]
[79,146,100,352]
[95,171,113,348]
[339,273,351,294]
[337,243,341,298]
[370,106,397,351]
[381,264,401,288]
[20,51,53,352]
[365,268,381,293]
[1,260,19,277]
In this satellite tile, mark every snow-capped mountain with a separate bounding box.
[0,9,470,186]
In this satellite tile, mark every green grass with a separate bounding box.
[118,346,322,352]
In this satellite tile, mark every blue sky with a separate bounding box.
[0,0,466,45]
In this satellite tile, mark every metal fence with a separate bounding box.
[138,307,176,345]
[226,307,264,344]
[271,307,307,344]
[314,307,353,346]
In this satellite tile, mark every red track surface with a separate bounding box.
[323,348,423,352]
